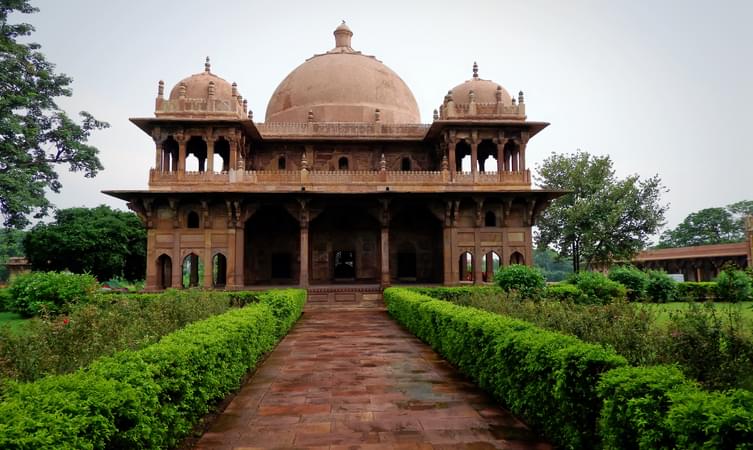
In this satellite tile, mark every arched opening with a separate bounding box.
[396,242,417,280]
[213,137,230,172]
[182,253,203,288]
[338,156,349,170]
[504,140,519,172]
[161,137,178,172]
[478,139,497,173]
[482,251,501,282]
[245,206,299,285]
[510,251,525,265]
[278,155,286,170]
[187,211,200,228]
[459,252,474,282]
[485,211,496,227]
[186,136,207,172]
[156,254,172,289]
[212,253,227,287]
[389,205,443,283]
[455,140,471,172]
[401,157,412,171]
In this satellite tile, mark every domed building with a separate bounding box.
[107,23,563,301]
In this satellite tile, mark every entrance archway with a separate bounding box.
[390,206,442,283]
[156,254,172,289]
[213,253,227,287]
[310,206,379,284]
[482,251,501,282]
[182,253,203,288]
[459,252,474,282]
[510,251,525,265]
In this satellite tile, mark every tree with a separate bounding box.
[23,205,146,281]
[0,1,108,229]
[535,151,667,272]
[657,200,752,248]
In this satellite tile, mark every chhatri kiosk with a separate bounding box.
[106,23,562,302]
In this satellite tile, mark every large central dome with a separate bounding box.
[265,23,420,124]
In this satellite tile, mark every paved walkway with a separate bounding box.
[194,309,551,450]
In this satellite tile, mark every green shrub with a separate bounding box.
[493,264,546,299]
[385,287,627,449]
[0,289,252,382]
[543,283,584,303]
[566,271,627,304]
[597,365,692,449]
[0,288,306,449]
[715,269,753,303]
[409,286,504,303]
[676,282,717,302]
[608,266,648,301]
[0,288,11,311]
[645,270,677,303]
[8,272,99,317]
[657,302,753,391]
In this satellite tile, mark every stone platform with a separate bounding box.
[193,308,551,449]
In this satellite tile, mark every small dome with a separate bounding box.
[265,23,420,123]
[449,62,512,106]
[168,57,235,102]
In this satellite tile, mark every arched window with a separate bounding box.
[186,136,207,172]
[161,137,178,172]
[187,211,200,228]
[485,211,496,227]
[212,253,227,287]
[156,254,172,289]
[459,251,474,282]
[182,253,202,288]
[482,251,501,282]
[338,156,349,170]
[278,156,286,170]
[214,137,230,172]
[510,251,525,265]
[455,140,471,172]
[401,157,412,171]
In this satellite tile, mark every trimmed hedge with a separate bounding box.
[0,288,306,449]
[385,287,627,449]
[565,271,627,304]
[598,366,753,449]
[392,286,753,449]
[543,283,584,303]
[8,271,99,317]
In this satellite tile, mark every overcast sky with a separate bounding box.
[17,0,753,231]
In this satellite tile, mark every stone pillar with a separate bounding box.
[470,141,478,180]
[145,228,157,289]
[206,138,215,173]
[495,138,507,176]
[443,226,453,285]
[234,223,244,288]
[299,200,310,287]
[300,225,309,287]
[203,229,213,288]
[226,228,236,287]
[512,144,519,172]
[448,139,456,181]
[380,226,390,287]
[380,199,391,287]
[154,140,162,172]
[177,137,186,173]
[229,138,238,170]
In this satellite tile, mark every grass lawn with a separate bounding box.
[645,301,753,327]
[0,311,28,333]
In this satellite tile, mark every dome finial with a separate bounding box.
[334,20,353,49]
[472,62,479,79]
[205,56,211,73]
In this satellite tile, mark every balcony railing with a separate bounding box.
[148,168,531,193]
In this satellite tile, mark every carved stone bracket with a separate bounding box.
[474,197,485,227]
[169,198,180,228]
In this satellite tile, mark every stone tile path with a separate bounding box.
[194,308,551,450]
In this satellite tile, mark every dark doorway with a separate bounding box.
[271,253,292,279]
[397,251,417,279]
[334,250,355,279]
[157,254,172,289]
[213,253,227,287]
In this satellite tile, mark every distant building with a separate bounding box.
[633,217,753,281]
[105,23,563,294]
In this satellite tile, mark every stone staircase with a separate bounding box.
[305,284,384,310]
